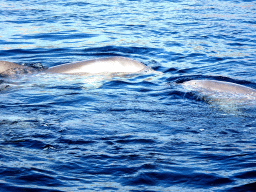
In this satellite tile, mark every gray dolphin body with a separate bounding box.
[0,57,148,76]
[182,80,256,97]
[46,57,147,74]
[0,61,33,75]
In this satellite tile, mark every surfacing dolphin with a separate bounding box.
[0,61,33,75]
[182,80,256,112]
[182,80,256,106]
[0,57,151,76]
[182,80,256,97]
[46,57,148,74]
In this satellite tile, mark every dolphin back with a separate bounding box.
[183,80,256,97]
[46,57,147,74]
[0,61,34,76]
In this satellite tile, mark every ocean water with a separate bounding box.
[0,0,256,191]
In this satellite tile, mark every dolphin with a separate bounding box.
[0,61,33,75]
[0,57,149,76]
[182,80,256,97]
[46,57,148,74]
[182,80,256,113]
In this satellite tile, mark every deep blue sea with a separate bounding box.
[1,0,256,191]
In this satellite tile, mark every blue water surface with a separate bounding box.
[0,0,256,191]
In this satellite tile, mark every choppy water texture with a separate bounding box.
[1,0,256,191]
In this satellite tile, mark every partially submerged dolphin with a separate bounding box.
[46,57,148,74]
[0,61,33,75]
[182,80,256,112]
[0,57,150,76]
[182,80,256,97]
